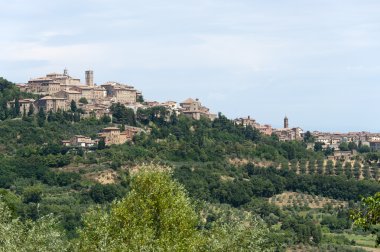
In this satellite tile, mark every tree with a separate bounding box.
[77,166,204,251]
[13,99,20,117]
[339,142,349,151]
[324,146,334,156]
[299,159,307,174]
[353,161,361,179]
[363,165,372,180]
[27,104,34,116]
[70,100,77,112]
[37,108,46,127]
[97,138,106,150]
[335,160,343,176]
[120,124,125,132]
[348,142,358,151]
[0,199,69,251]
[79,97,88,104]
[309,159,316,174]
[317,158,324,175]
[110,103,136,125]
[314,142,324,152]
[22,105,27,120]
[137,94,144,103]
[326,160,334,175]
[76,165,275,251]
[304,131,314,143]
[344,162,353,179]
[351,192,380,246]
[73,112,81,122]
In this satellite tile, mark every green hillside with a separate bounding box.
[0,77,378,251]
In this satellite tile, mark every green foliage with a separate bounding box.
[22,185,43,204]
[314,142,324,152]
[339,142,349,151]
[344,162,353,179]
[37,107,46,127]
[0,198,69,251]
[281,215,322,245]
[70,100,77,112]
[326,160,334,175]
[77,166,275,251]
[110,103,136,126]
[321,212,351,231]
[0,76,379,249]
[97,138,106,150]
[351,192,380,245]
[78,97,88,104]
[202,204,275,251]
[78,166,204,251]
[89,183,125,204]
[304,131,314,143]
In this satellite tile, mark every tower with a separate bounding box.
[284,116,289,128]
[63,68,68,76]
[85,70,94,86]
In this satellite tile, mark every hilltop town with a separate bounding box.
[2,71,380,251]
[10,69,380,154]
[15,69,220,119]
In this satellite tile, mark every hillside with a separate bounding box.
[0,77,379,251]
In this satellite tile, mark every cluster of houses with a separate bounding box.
[17,69,380,156]
[312,131,380,152]
[15,69,141,119]
[13,69,217,122]
[11,69,219,148]
[234,115,303,141]
[62,125,145,148]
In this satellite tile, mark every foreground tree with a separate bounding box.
[0,199,68,251]
[351,192,380,246]
[76,165,275,251]
[77,165,204,251]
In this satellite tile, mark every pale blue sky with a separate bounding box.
[1,0,380,131]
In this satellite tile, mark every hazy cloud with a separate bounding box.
[1,0,380,131]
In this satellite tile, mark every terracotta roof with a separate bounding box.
[102,127,120,131]
[63,90,81,94]
[40,96,66,100]
[181,98,196,104]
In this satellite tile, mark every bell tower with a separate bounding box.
[85,70,94,86]
[284,116,289,128]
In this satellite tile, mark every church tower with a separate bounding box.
[284,116,289,128]
[85,70,94,86]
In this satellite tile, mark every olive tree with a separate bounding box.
[0,199,68,252]
[76,165,276,251]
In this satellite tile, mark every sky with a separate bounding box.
[1,0,380,132]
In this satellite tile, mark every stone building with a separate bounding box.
[54,90,81,103]
[8,99,36,115]
[234,116,257,128]
[234,116,273,136]
[179,98,216,121]
[36,96,67,112]
[21,69,144,118]
[25,70,81,95]
[79,103,112,119]
[256,124,273,136]
[98,126,143,146]
[370,141,380,151]
[272,116,303,141]
[101,82,137,104]
[98,127,129,146]
[72,135,96,148]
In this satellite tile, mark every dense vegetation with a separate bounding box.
[0,77,379,251]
